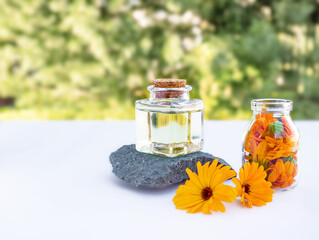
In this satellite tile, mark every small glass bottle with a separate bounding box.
[242,99,300,191]
[135,79,204,157]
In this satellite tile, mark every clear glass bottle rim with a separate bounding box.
[147,85,192,92]
[251,98,293,111]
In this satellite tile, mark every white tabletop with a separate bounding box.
[0,120,318,240]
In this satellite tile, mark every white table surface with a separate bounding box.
[0,120,318,240]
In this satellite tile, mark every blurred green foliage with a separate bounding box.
[0,0,319,120]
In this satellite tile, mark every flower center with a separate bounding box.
[243,184,250,194]
[201,187,213,200]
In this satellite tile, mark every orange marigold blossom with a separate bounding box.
[268,159,298,188]
[281,117,296,137]
[244,109,275,158]
[173,160,236,214]
[244,111,298,170]
[264,136,297,160]
[232,162,274,208]
[256,109,276,137]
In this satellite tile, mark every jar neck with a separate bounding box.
[253,109,291,118]
[251,98,293,117]
[148,85,191,100]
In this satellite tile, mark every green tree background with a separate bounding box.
[0,0,318,120]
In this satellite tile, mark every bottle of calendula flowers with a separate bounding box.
[242,99,300,191]
[135,79,204,158]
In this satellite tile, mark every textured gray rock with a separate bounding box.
[109,144,234,188]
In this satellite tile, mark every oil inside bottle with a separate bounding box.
[136,109,203,157]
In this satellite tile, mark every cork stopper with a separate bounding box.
[152,79,187,98]
[153,79,186,88]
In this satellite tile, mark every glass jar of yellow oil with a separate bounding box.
[135,79,204,157]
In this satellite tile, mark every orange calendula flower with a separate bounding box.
[232,162,274,208]
[251,139,270,169]
[281,117,296,137]
[265,136,297,160]
[173,159,236,214]
[268,159,298,188]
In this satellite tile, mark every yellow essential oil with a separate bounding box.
[135,79,203,157]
